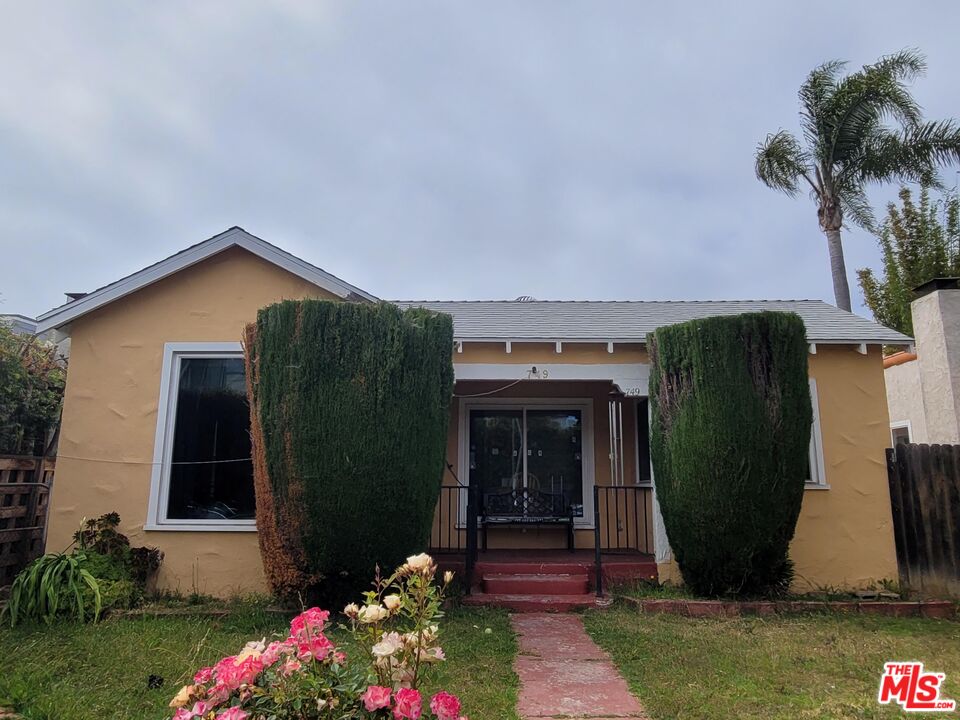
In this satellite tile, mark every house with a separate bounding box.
[36,227,910,598]
[885,278,960,445]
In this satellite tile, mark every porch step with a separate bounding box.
[462,592,599,612]
[475,561,592,576]
[483,572,589,595]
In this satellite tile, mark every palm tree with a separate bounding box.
[755,50,960,311]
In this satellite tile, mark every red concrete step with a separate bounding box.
[474,561,592,576]
[483,573,590,595]
[462,592,599,612]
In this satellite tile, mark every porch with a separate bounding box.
[435,548,658,611]
[429,372,663,607]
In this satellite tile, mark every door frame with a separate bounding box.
[458,396,596,528]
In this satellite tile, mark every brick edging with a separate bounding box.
[620,596,957,619]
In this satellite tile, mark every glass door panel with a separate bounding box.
[526,409,584,517]
[469,410,523,516]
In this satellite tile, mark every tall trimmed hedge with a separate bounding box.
[244,300,454,599]
[648,311,811,597]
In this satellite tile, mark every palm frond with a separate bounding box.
[824,50,927,169]
[755,131,812,196]
[837,186,877,232]
[799,59,846,152]
[855,121,960,188]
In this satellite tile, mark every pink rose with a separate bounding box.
[430,692,461,720]
[193,666,214,684]
[191,701,212,717]
[296,632,334,661]
[213,654,263,691]
[393,688,422,719]
[289,607,330,639]
[362,685,393,711]
[261,640,294,666]
[172,710,194,720]
[215,707,248,720]
[279,658,302,676]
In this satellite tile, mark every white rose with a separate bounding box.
[383,594,402,611]
[343,603,360,619]
[359,604,389,623]
[372,631,404,657]
[405,553,433,572]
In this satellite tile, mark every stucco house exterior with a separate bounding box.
[36,227,910,598]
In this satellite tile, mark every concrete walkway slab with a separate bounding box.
[511,613,646,719]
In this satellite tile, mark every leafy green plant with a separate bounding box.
[858,185,960,337]
[0,321,65,455]
[244,300,454,602]
[3,551,102,626]
[648,311,812,598]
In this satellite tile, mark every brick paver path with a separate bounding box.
[511,613,647,719]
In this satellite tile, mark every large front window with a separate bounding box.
[469,406,585,518]
[148,343,255,530]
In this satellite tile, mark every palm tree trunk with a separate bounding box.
[824,228,852,311]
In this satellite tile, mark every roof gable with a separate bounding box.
[36,227,378,332]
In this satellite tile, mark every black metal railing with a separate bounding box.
[593,485,653,597]
[427,484,479,594]
[429,486,469,553]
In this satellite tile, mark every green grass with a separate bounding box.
[583,604,960,720]
[0,606,518,720]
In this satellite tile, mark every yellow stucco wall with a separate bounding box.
[790,344,899,590]
[46,247,341,597]
[49,255,898,596]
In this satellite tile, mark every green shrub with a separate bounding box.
[0,321,65,456]
[245,300,454,601]
[2,552,101,626]
[648,311,812,597]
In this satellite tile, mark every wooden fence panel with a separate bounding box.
[0,455,55,589]
[886,444,960,598]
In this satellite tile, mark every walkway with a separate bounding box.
[511,613,647,719]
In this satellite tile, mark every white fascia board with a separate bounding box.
[36,228,378,333]
[453,362,650,396]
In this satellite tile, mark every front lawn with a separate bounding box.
[584,604,960,720]
[0,606,518,720]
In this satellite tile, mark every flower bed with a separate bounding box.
[168,553,468,719]
[623,595,957,619]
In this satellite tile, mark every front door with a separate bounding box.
[468,406,585,519]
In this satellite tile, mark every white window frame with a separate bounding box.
[145,341,256,532]
[806,378,829,489]
[633,396,654,488]
[458,397,596,528]
[890,420,912,447]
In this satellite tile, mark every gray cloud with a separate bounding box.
[2,1,959,318]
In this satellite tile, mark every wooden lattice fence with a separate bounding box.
[0,455,54,589]
[886,443,960,598]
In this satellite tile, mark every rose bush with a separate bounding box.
[167,553,465,720]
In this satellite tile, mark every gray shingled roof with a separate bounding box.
[393,300,912,344]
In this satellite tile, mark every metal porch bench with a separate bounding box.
[480,488,577,552]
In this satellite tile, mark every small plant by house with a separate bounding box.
[2,512,163,626]
[167,553,466,720]
[648,311,812,597]
[244,300,454,602]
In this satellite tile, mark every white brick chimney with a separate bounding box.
[911,279,960,443]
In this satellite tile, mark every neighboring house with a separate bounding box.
[885,278,960,445]
[1,313,71,357]
[35,227,909,597]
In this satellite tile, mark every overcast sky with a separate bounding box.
[2,2,959,319]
